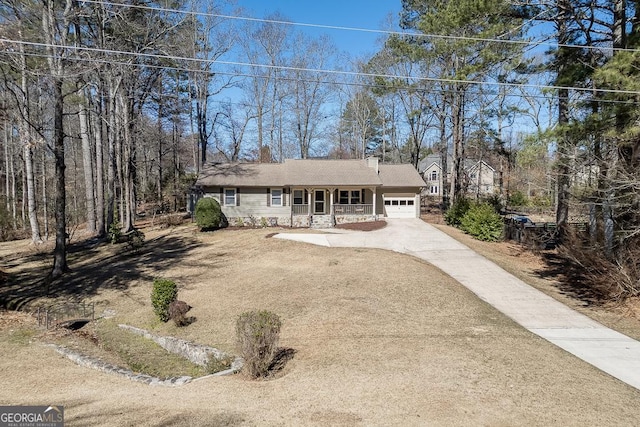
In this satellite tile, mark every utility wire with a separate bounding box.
[4,44,638,108]
[81,0,638,53]
[3,37,640,98]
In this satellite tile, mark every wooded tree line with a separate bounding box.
[1,0,640,292]
[382,0,640,296]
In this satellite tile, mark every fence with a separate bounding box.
[504,220,588,250]
[36,301,95,329]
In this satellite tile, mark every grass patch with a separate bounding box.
[46,319,221,379]
[205,355,234,374]
[93,320,208,378]
[8,328,36,345]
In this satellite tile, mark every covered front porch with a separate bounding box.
[290,187,378,227]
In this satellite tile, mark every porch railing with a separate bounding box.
[292,204,310,215]
[291,204,374,215]
[332,204,373,215]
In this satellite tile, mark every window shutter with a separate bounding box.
[362,188,365,204]
[283,188,287,207]
[220,189,224,206]
[236,188,240,206]
[267,188,271,207]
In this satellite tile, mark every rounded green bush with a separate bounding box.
[151,278,178,322]
[460,202,504,242]
[195,197,222,230]
[236,310,282,378]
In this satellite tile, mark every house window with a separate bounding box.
[224,188,236,206]
[430,171,438,181]
[293,190,304,205]
[339,190,349,205]
[339,190,361,204]
[271,189,283,206]
[430,185,439,195]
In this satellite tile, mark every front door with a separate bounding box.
[314,190,325,214]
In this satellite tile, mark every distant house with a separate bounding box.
[192,157,425,228]
[418,154,496,198]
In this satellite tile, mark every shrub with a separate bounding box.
[484,194,504,214]
[126,229,145,253]
[236,310,282,378]
[151,278,178,322]
[531,194,552,207]
[460,202,504,242]
[508,190,529,207]
[195,197,223,230]
[168,300,192,326]
[0,200,10,241]
[108,220,122,244]
[444,197,471,227]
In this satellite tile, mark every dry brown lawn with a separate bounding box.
[1,221,640,426]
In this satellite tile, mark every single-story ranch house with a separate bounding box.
[192,157,425,228]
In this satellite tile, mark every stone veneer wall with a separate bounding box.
[335,214,377,225]
[224,214,374,228]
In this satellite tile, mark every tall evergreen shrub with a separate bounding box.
[444,197,471,227]
[195,197,223,230]
[460,202,504,242]
[151,278,178,322]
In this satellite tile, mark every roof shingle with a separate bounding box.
[195,159,424,188]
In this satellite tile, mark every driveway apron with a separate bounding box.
[274,218,640,391]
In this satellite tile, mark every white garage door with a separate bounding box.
[383,197,417,218]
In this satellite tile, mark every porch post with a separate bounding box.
[372,187,377,219]
[328,188,335,214]
[306,188,313,216]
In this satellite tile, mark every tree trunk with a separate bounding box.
[450,87,466,203]
[439,110,449,210]
[78,87,97,233]
[106,79,118,235]
[51,77,68,278]
[3,115,12,222]
[42,150,49,240]
[94,83,105,237]
[554,0,572,242]
[18,30,42,244]
[8,129,17,228]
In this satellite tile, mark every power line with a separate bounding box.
[4,43,638,108]
[3,37,640,99]
[81,0,639,54]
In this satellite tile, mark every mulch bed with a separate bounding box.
[334,221,387,232]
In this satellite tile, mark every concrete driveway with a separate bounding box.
[275,218,640,391]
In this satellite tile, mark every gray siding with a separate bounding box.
[203,187,290,218]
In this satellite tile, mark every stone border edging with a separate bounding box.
[47,344,192,386]
[117,324,243,376]
[46,325,243,386]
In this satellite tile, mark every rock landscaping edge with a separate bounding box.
[117,324,243,376]
[45,325,243,386]
[47,344,193,386]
